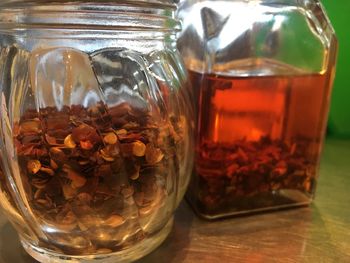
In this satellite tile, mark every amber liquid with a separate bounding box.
[189,68,332,218]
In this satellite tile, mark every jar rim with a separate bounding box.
[0,1,180,32]
[0,0,177,8]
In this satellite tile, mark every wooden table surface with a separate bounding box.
[0,138,349,263]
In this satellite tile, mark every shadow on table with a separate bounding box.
[182,203,349,262]
[1,202,348,262]
[137,202,194,263]
[0,222,38,263]
[179,205,315,262]
[303,205,350,261]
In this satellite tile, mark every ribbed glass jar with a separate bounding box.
[0,0,194,262]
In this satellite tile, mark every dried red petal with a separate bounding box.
[72,124,101,144]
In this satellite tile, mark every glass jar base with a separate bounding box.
[21,217,173,263]
[187,189,313,220]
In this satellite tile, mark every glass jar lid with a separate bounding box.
[0,0,176,7]
[0,0,180,32]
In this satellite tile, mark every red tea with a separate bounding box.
[188,69,331,217]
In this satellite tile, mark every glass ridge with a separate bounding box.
[0,0,180,32]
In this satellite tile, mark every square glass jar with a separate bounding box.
[177,0,337,219]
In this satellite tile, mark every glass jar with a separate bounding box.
[177,0,337,219]
[0,0,194,262]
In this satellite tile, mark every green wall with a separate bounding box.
[322,0,350,137]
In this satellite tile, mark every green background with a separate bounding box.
[322,0,350,137]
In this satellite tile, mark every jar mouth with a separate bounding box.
[0,0,180,32]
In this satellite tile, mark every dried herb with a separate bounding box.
[15,102,185,254]
[195,137,316,213]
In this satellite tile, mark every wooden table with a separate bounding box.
[0,138,349,263]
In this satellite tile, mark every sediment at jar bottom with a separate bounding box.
[14,102,185,255]
[193,137,317,215]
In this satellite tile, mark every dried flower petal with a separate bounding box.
[78,159,90,165]
[115,129,127,136]
[50,159,59,170]
[104,215,125,228]
[50,147,66,162]
[72,124,100,144]
[129,165,140,180]
[178,115,187,131]
[40,167,55,176]
[21,134,41,144]
[145,144,164,165]
[32,178,49,189]
[132,141,146,157]
[64,167,87,188]
[80,140,94,150]
[36,198,52,208]
[34,189,44,199]
[77,193,92,204]
[273,166,287,176]
[121,186,134,198]
[64,134,77,148]
[27,160,41,174]
[134,192,144,207]
[290,143,297,155]
[62,184,77,200]
[123,121,139,130]
[103,132,118,145]
[45,134,58,145]
[237,147,249,162]
[61,211,77,225]
[105,144,119,157]
[55,209,77,231]
[100,148,115,162]
[20,120,41,133]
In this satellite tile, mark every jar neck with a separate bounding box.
[0,1,180,49]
